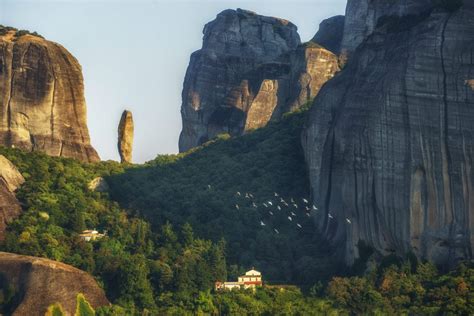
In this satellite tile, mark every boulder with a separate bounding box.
[0,155,24,240]
[0,252,110,315]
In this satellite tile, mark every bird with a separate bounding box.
[235,204,240,210]
[291,198,295,203]
[293,204,298,209]
[263,203,268,208]
[208,184,212,189]
[287,216,293,221]
[274,228,280,234]
[245,193,250,199]
[269,211,274,216]
[328,214,333,219]
[312,205,318,211]
[297,223,302,228]
[236,191,241,196]
[303,198,309,204]
[306,213,311,217]
[291,211,296,216]
[280,198,285,203]
[274,192,279,197]
[252,202,257,208]
[305,206,310,211]
[249,193,254,199]
[346,218,351,224]
[277,206,281,211]
[260,221,266,226]
[268,201,273,206]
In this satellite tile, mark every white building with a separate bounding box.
[79,229,106,242]
[215,269,263,290]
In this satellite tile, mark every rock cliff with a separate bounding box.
[0,155,24,241]
[312,15,345,54]
[0,30,99,162]
[179,9,339,152]
[117,110,133,163]
[303,2,474,266]
[0,252,109,315]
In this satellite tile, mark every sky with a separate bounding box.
[0,0,347,163]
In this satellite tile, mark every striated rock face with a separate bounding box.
[0,155,24,240]
[0,32,99,162]
[303,3,474,266]
[117,110,133,163]
[0,252,109,315]
[179,9,339,152]
[312,15,345,54]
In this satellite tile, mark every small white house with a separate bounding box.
[79,229,106,242]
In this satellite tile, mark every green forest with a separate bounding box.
[0,108,473,315]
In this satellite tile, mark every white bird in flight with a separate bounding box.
[249,193,254,199]
[274,228,280,234]
[312,205,318,211]
[274,192,279,197]
[293,204,298,209]
[277,206,281,211]
[287,216,293,221]
[291,198,295,203]
[291,212,296,216]
[208,184,212,189]
[269,211,274,216]
[303,198,309,204]
[297,223,302,228]
[245,193,250,199]
[263,203,268,208]
[236,191,241,196]
[328,214,334,219]
[252,202,258,208]
[346,218,351,224]
[260,221,266,226]
[268,201,273,206]
[235,204,240,210]
[306,213,311,217]
[280,198,285,203]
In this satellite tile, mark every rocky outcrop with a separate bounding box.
[0,155,24,240]
[303,2,474,266]
[0,252,109,315]
[179,9,339,152]
[312,15,345,54]
[0,31,100,162]
[88,176,109,193]
[117,110,133,163]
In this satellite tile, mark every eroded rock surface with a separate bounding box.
[0,32,99,162]
[118,110,134,163]
[179,9,339,152]
[0,252,110,315]
[0,155,24,240]
[303,3,474,266]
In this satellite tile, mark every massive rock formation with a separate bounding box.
[0,252,109,315]
[179,9,340,152]
[312,15,345,54]
[0,155,24,240]
[0,30,100,162]
[303,2,474,266]
[117,110,133,163]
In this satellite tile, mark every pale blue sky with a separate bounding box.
[1,0,347,162]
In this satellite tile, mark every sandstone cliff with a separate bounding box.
[0,155,24,241]
[179,9,339,152]
[0,31,99,162]
[303,1,474,266]
[0,252,109,315]
[118,110,133,163]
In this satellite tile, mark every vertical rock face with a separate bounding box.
[0,155,24,240]
[0,252,110,315]
[303,3,474,266]
[0,31,99,162]
[118,110,134,163]
[341,0,433,55]
[312,15,345,54]
[179,9,340,152]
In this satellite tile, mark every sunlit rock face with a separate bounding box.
[0,155,23,241]
[179,9,340,152]
[303,2,474,266]
[0,32,99,162]
[118,110,134,163]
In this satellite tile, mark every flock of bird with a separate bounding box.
[205,184,353,233]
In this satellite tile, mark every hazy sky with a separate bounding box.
[1,0,347,162]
